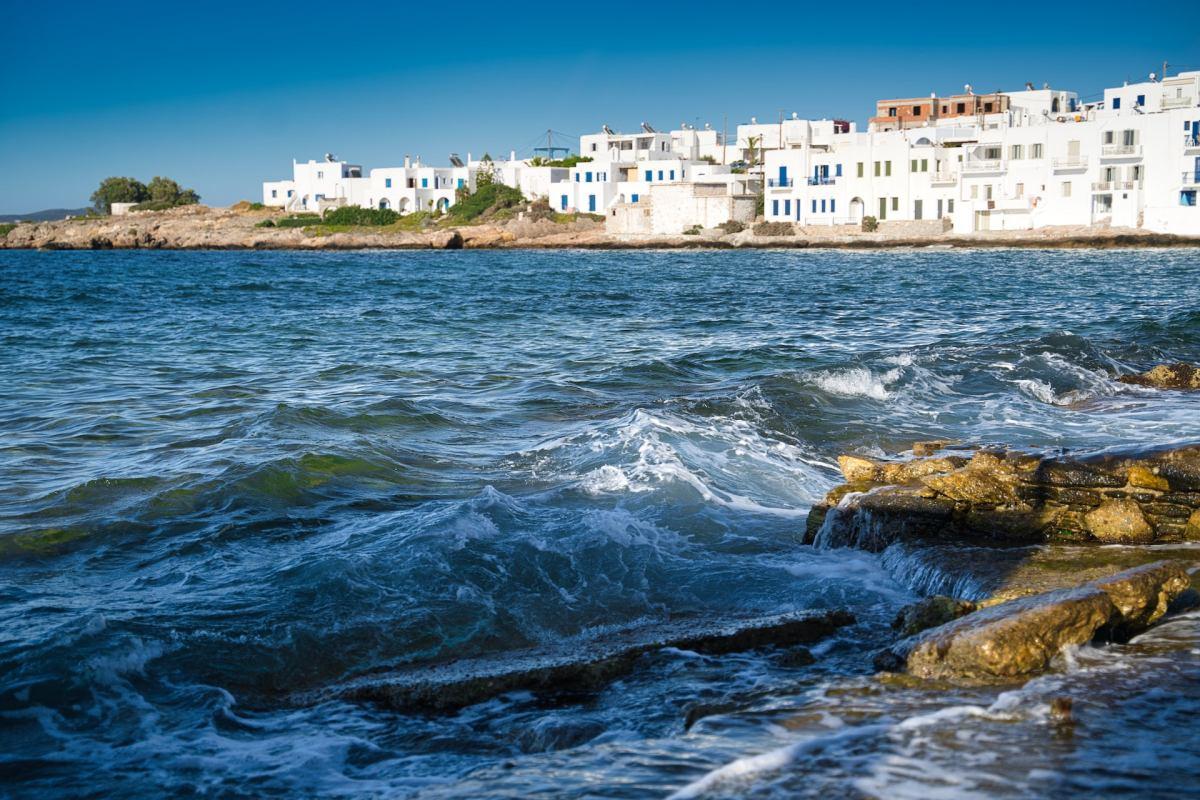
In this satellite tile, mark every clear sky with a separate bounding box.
[2,1,1197,213]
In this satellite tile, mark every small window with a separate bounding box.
[812,199,817,213]
[911,159,918,172]
[948,199,954,213]
[657,170,663,180]
[287,190,293,197]
[772,199,779,216]
[888,107,898,117]
[912,105,921,115]
[645,170,652,182]
[891,197,898,211]
[1062,181,1072,197]
[1031,143,1044,159]
[271,189,277,198]
[821,199,827,212]
[1112,97,1121,110]
[956,102,965,114]
[920,159,928,172]
[784,199,791,215]
[317,171,324,179]
[1136,94,1145,107]
[421,178,428,188]
[586,172,592,182]
[984,102,994,113]
[385,178,392,188]
[669,170,675,180]
[590,143,597,151]
[874,161,880,177]
[835,164,842,177]
[1182,190,1197,206]
[830,199,836,214]
[1010,145,1023,160]
[857,162,864,178]
[885,161,892,176]
[631,193,639,203]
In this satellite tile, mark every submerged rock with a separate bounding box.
[808,442,1200,548]
[297,610,854,713]
[1118,362,1200,390]
[876,561,1191,682]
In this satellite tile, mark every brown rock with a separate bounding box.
[913,440,956,456]
[838,455,881,483]
[1127,465,1170,492]
[1085,499,1156,544]
[881,456,968,484]
[891,596,978,637]
[1188,509,1200,541]
[922,465,1018,505]
[1118,362,1200,390]
[1090,560,1190,638]
[891,586,1116,681]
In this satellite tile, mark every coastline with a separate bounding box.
[3,205,1199,251]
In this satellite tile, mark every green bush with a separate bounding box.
[753,221,794,236]
[130,200,178,212]
[271,214,320,228]
[0,223,17,238]
[446,181,525,222]
[718,220,745,234]
[683,225,702,235]
[322,206,400,226]
[255,219,276,228]
[862,215,879,232]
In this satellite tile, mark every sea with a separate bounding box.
[1,248,1198,798]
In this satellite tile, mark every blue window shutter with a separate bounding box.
[1113,97,1121,109]
[812,199,816,213]
[784,199,791,215]
[645,170,652,181]
[772,199,779,215]
[670,170,675,180]
[835,164,842,177]
[631,193,639,203]
[831,199,836,213]
[658,170,663,180]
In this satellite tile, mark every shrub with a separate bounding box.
[255,219,276,228]
[446,181,525,222]
[322,206,400,226]
[862,215,879,232]
[718,220,745,234]
[683,225,702,235]
[130,200,180,212]
[753,221,794,236]
[0,223,17,238]
[231,200,268,212]
[272,214,320,228]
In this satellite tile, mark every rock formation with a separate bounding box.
[1118,362,1200,390]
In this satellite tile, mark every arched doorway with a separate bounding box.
[378,198,390,210]
[849,197,865,224]
[437,198,450,212]
[398,198,410,214]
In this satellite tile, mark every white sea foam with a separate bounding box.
[806,367,901,400]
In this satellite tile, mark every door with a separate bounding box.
[1195,156,1200,182]
[779,166,788,187]
[1191,121,1200,146]
[914,199,923,220]
[878,197,887,220]
[588,195,596,212]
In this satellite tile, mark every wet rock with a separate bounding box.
[913,440,956,456]
[776,645,815,667]
[1049,696,1074,723]
[1085,499,1155,544]
[1127,465,1170,492]
[1091,560,1190,639]
[1188,510,1200,540]
[1118,362,1200,390]
[891,596,978,637]
[838,455,882,483]
[299,610,855,713]
[877,561,1192,682]
[882,586,1116,682]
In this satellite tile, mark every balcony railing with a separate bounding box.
[1092,180,1137,192]
[1186,136,1200,150]
[1101,144,1142,157]
[1052,156,1088,170]
[930,171,957,184]
[806,176,837,186]
[1163,96,1195,109]
[1183,172,1200,186]
[962,159,1003,172]
[766,178,794,188]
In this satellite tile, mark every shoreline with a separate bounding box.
[2,205,1198,251]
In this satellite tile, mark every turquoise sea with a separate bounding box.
[1,248,1198,798]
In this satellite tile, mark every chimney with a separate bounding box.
[404,154,411,168]
[510,150,516,162]
[467,151,472,163]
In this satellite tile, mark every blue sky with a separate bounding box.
[2,1,1197,213]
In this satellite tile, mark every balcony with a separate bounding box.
[961,159,1004,173]
[806,176,837,186]
[1183,172,1200,187]
[1052,156,1088,170]
[766,178,794,188]
[1092,180,1137,192]
[1101,144,1142,158]
[1186,137,1200,153]
[930,171,957,185]
[1163,96,1195,109]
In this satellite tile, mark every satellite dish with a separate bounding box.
[324,152,336,162]
[1149,72,1157,82]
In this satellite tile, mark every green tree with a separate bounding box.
[90,177,148,213]
[146,176,201,207]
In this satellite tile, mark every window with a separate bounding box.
[784,199,791,216]
[821,199,826,212]
[1061,181,1072,197]
[271,189,277,198]
[585,172,592,182]
[888,107,898,117]
[1182,190,1197,206]
[878,197,887,219]
[657,170,664,180]
[631,193,639,203]
[985,185,993,200]
[984,102,994,113]
[857,162,864,178]
[669,170,675,180]
[1011,145,1023,160]
[812,199,817,213]
[970,185,979,199]
[645,170,652,181]
[590,143,597,152]
[874,161,881,177]
[956,102,966,114]
[385,178,392,188]
[457,178,464,188]
[984,146,1002,160]
[1015,182,1024,198]
[920,159,928,172]
[914,199,923,220]
[561,194,568,210]
[912,105,921,115]
[948,199,954,213]
[1112,97,1121,110]
[317,171,324,179]
[891,197,898,211]
[772,199,779,216]
[885,161,892,176]
[1136,94,1145,107]
[835,164,842,177]
[830,199,836,214]
[421,178,428,188]
[911,159,918,172]
[1031,143,1044,159]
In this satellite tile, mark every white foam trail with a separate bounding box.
[805,367,900,400]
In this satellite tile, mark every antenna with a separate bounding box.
[532,129,569,160]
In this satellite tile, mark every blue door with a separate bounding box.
[561,195,568,210]
[1192,121,1200,144]
[588,195,596,212]
[1195,156,1200,182]
[778,166,787,186]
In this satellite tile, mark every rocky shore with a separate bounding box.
[812,439,1200,685]
[3,204,1199,250]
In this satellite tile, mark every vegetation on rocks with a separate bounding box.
[322,206,400,226]
[447,176,525,223]
[529,155,593,168]
[90,175,200,214]
[862,215,879,232]
[0,223,17,238]
[753,221,794,236]
[718,220,745,234]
